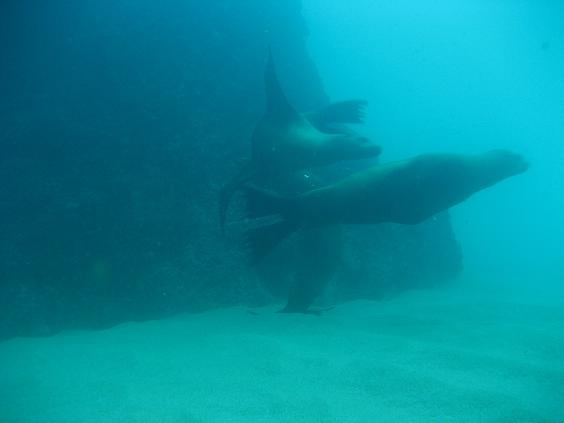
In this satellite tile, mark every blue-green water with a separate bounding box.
[1,1,563,421]
[305,0,564,286]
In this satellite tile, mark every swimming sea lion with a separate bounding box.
[251,50,380,175]
[243,149,528,263]
[219,51,381,233]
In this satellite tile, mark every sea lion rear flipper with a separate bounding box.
[306,100,368,130]
[243,185,302,263]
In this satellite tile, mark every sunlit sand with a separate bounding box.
[1,284,563,422]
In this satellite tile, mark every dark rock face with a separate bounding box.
[336,213,463,302]
[0,1,461,339]
[252,215,462,308]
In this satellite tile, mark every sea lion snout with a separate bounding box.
[331,134,382,159]
[477,149,529,188]
[364,137,382,151]
[357,136,382,157]
[487,149,529,176]
[514,154,529,174]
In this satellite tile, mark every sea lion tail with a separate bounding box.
[243,185,302,264]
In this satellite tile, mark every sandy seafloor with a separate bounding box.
[1,282,564,423]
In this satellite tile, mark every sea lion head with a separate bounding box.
[485,149,528,176]
[324,133,382,162]
[477,149,529,188]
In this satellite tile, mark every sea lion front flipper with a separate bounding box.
[305,100,368,130]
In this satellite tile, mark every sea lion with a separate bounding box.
[219,51,381,233]
[251,50,380,175]
[243,150,528,263]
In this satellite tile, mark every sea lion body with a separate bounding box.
[252,112,376,177]
[253,114,326,173]
[245,150,528,262]
[299,151,525,225]
[219,51,380,232]
[249,51,379,176]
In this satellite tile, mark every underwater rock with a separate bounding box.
[0,0,463,339]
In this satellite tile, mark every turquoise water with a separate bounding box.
[305,0,564,287]
[1,1,563,421]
